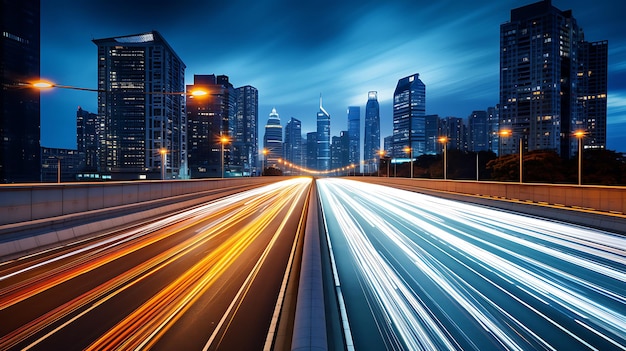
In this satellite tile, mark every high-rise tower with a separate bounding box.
[317,95,330,171]
[364,91,380,171]
[93,31,186,180]
[347,106,360,170]
[392,74,425,159]
[500,0,607,158]
[234,85,258,176]
[1,0,41,183]
[284,117,302,172]
[263,108,283,169]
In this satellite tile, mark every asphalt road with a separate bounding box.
[0,177,312,350]
[317,178,626,351]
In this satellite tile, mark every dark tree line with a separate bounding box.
[377,149,626,185]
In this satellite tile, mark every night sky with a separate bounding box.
[40,0,626,152]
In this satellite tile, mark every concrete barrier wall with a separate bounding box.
[0,177,277,226]
[346,177,626,214]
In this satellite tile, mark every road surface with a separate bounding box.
[317,178,626,351]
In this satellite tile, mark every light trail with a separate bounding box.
[317,178,626,351]
[0,177,312,350]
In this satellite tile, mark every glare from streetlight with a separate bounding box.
[33,81,54,88]
[438,136,448,143]
[190,89,208,97]
[574,130,586,139]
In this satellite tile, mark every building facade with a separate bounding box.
[500,0,607,158]
[76,107,99,172]
[93,31,186,180]
[317,95,331,171]
[234,85,258,176]
[263,108,282,169]
[186,74,235,178]
[1,0,41,183]
[284,117,302,172]
[392,74,426,159]
[363,91,380,172]
[347,106,360,170]
[468,110,489,152]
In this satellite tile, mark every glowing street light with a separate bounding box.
[262,148,268,176]
[438,137,448,180]
[574,130,586,186]
[159,148,167,180]
[220,136,230,179]
[500,129,523,183]
[404,146,413,178]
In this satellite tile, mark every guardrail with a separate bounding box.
[0,178,277,226]
[347,177,626,214]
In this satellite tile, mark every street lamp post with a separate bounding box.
[378,150,385,177]
[262,148,268,176]
[220,136,229,179]
[159,148,167,180]
[404,146,413,178]
[574,130,585,186]
[438,137,448,180]
[499,130,523,183]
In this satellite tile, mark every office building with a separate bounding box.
[76,107,99,172]
[468,110,489,152]
[364,91,380,172]
[331,131,349,171]
[500,0,607,158]
[284,117,302,171]
[263,107,282,168]
[41,147,83,182]
[306,132,317,170]
[1,0,40,182]
[186,74,235,178]
[425,114,440,154]
[347,106,360,170]
[93,31,186,180]
[440,116,466,151]
[234,85,258,176]
[392,74,425,159]
[317,95,330,171]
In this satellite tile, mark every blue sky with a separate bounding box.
[40,0,626,152]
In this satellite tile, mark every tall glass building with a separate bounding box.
[93,31,186,180]
[234,85,258,176]
[187,74,235,178]
[317,95,330,171]
[392,74,425,159]
[347,106,360,169]
[364,91,380,171]
[263,108,282,168]
[500,0,607,158]
[284,117,302,171]
[1,0,40,183]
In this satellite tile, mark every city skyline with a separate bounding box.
[39,0,626,153]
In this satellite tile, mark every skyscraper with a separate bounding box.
[263,108,282,168]
[393,74,425,159]
[317,95,330,171]
[347,106,360,170]
[331,131,349,171]
[500,0,607,158]
[579,40,608,151]
[76,107,99,172]
[284,117,302,172]
[187,74,235,178]
[440,116,466,151]
[93,31,186,180]
[1,0,41,183]
[234,85,258,176]
[306,132,317,170]
[468,110,489,152]
[364,91,380,172]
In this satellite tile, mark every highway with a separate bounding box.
[0,177,312,351]
[317,178,626,351]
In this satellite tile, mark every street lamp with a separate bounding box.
[404,146,413,178]
[220,135,229,178]
[262,148,268,176]
[438,137,448,180]
[574,130,586,186]
[159,148,167,180]
[378,150,385,177]
[499,129,522,183]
